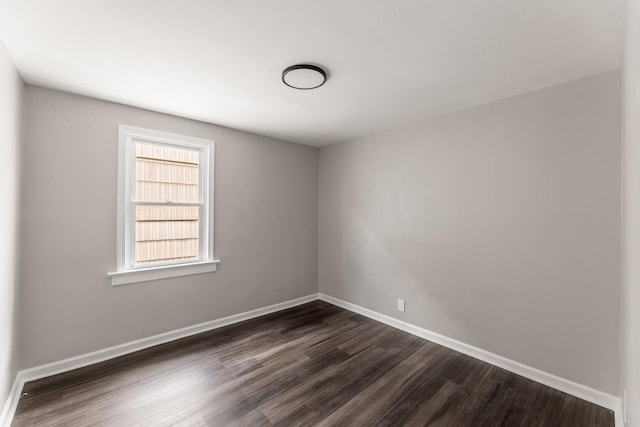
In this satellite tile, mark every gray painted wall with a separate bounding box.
[13,69,624,402]
[319,71,621,394]
[623,0,640,423]
[20,86,319,368]
[0,43,22,407]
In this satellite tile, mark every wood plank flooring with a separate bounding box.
[12,301,614,426]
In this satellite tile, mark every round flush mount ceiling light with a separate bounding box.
[282,64,327,90]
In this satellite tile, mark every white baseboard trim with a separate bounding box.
[1,292,624,427]
[318,293,622,422]
[0,293,319,427]
[615,398,624,427]
[0,372,25,427]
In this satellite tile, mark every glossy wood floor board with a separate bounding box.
[13,301,614,426]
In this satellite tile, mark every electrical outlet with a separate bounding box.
[397,299,405,312]
[624,390,628,424]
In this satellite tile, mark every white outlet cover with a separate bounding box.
[397,299,405,312]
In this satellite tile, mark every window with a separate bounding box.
[108,125,218,285]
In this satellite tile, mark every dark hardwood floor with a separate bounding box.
[13,301,614,426]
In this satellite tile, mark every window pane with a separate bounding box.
[135,205,200,265]
[135,141,200,203]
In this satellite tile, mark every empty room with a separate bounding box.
[1,0,639,426]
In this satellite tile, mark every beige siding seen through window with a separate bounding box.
[134,142,201,265]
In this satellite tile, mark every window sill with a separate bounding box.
[107,260,221,286]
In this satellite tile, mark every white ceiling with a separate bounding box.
[0,0,625,146]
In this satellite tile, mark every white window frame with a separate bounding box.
[108,125,219,286]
